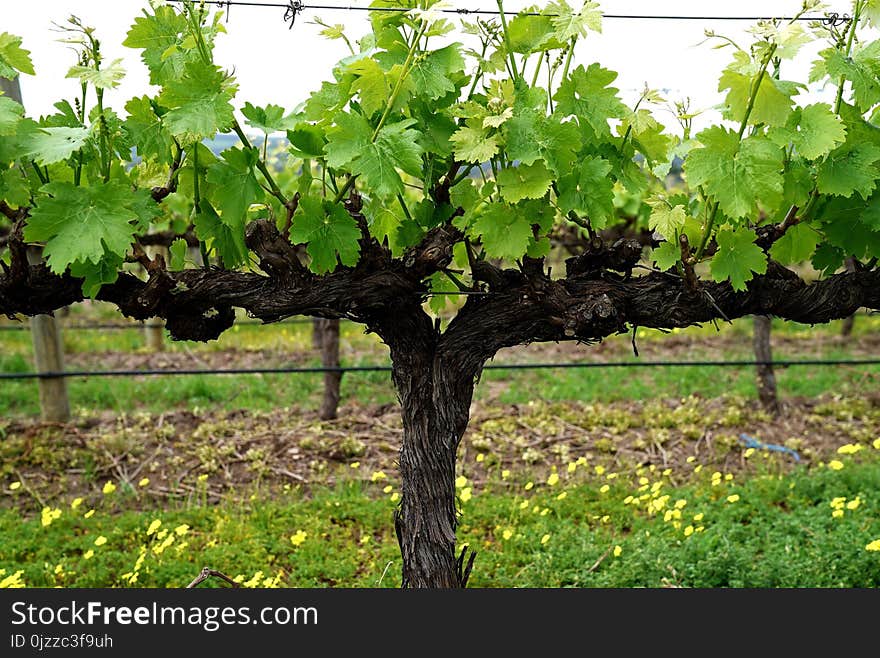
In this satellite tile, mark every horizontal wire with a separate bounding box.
[166,0,850,22]
[1,359,878,379]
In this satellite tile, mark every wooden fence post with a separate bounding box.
[753,315,779,415]
[3,75,71,422]
[27,248,71,422]
[313,318,342,420]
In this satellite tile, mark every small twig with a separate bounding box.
[585,544,613,574]
[376,561,394,587]
[186,567,241,589]
[13,469,47,508]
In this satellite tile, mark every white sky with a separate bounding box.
[4,0,862,132]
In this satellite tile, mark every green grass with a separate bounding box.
[3,452,879,588]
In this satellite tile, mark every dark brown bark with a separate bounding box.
[374,308,478,588]
[841,257,858,337]
[316,317,341,421]
[753,315,779,415]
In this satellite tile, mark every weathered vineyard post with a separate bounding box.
[2,76,70,422]
[753,315,779,415]
[314,318,341,420]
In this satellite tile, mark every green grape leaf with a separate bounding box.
[505,112,581,175]
[556,156,615,229]
[23,182,140,273]
[325,111,372,169]
[241,102,295,135]
[66,59,126,89]
[470,202,532,261]
[553,63,627,140]
[124,6,197,86]
[289,195,361,273]
[770,103,846,160]
[496,161,552,203]
[344,119,423,199]
[709,226,767,291]
[288,123,326,160]
[811,242,845,276]
[651,240,680,271]
[0,32,34,78]
[303,79,353,122]
[348,58,390,116]
[0,96,24,137]
[0,166,30,207]
[718,68,796,127]
[124,96,174,164]
[769,222,820,264]
[450,124,499,163]
[861,193,880,231]
[817,142,880,199]
[407,44,465,101]
[169,238,188,270]
[206,147,263,227]
[685,128,784,219]
[507,14,557,54]
[193,200,249,268]
[647,197,687,240]
[816,195,880,259]
[19,126,90,166]
[547,0,602,41]
[158,63,235,140]
[69,253,124,298]
[823,44,880,112]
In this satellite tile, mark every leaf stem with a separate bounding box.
[833,1,863,115]
[334,21,428,205]
[495,0,521,84]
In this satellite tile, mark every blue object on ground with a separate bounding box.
[739,433,801,462]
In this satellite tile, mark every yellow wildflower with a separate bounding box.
[556,492,567,500]
[686,456,696,463]
[540,534,550,545]
[70,498,83,510]
[390,492,400,503]
[475,454,485,463]
[83,550,94,560]
[613,545,622,557]
[9,481,21,491]
[501,469,510,479]
[147,519,162,535]
[694,464,703,473]
[684,525,694,537]
[455,475,468,488]
[547,473,559,486]
[138,478,150,487]
[84,509,95,519]
[519,500,529,510]
[832,509,844,518]
[102,481,116,495]
[524,481,534,491]
[290,530,307,547]
[828,460,844,471]
[674,499,687,509]
[837,444,863,455]
[460,487,473,503]
[575,457,587,466]
[744,448,755,458]
[383,485,393,494]
[174,524,190,536]
[502,529,513,540]
[846,498,861,510]
[567,462,577,473]
[600,484,610,494]
[595,465,606,476]
[94,536,107,546]
[693,512,704,522]
[371,471,387,482]
[726,494,740,503]
[866,539,880,551]
[349,462,360,469]
[873,438,880,450]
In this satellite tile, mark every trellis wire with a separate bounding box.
[1,358,879,380]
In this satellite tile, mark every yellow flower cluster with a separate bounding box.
[290,530,307,547]
[0,569,26,588]
[829,496,861,519]
[40,507,62,527]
